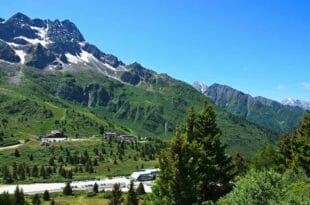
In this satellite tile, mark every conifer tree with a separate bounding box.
[151,127,199,205]
[93,182,99,193]
[111,183,122,205]
[186,107,196,142]
[14,149,20,157]
[18,164,26,180]
[152,102,234,204]
[43,190,50,201]
[136,182,146,195]
[40,166,47,179]
[278,114,310,175]
[0,191,12,204]
[191,101,234,201]
[2,165,13,183]
[232,152,247,175]
[13,186,25,205]
[125,181,138,205]
[63,182,73,195]
[32,165,39,177]
[32,193,40,205]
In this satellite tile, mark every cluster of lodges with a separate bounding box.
[104,132,137,143]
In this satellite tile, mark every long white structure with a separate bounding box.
[0,176,154,195]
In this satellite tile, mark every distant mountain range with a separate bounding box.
[193,82,306,134]
[281,98,310,110]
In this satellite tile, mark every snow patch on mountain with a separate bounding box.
[7,42,20,47]
[103,62,117,71]
[282,98,310,110]
[65,52,81,64]
[30,26,52,47]
[14,36,50,47]
[79,50,93,63]
[14,50,26,64]
[192,81,208,94]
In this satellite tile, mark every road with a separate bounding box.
[0,140,25,151]
[0,177,154,195]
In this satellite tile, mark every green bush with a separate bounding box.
[87,191,96,197]
[102,191,113,199]
[220,169,310,205]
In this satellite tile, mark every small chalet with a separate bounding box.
[40,130,68,146]
[119,135,137,143]
[130,169,160,182]
[104,132,137,143]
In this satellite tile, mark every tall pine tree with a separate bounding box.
[278,114,310,175]
[189,101,234,201]
[111,183,122,205]
[151,127,200,205]
[151,101,234,204]
[124,181,138,205]
[13,186,25,205]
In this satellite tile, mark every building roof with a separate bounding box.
[130,169,159,180]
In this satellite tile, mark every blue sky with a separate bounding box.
[1,0,309,101]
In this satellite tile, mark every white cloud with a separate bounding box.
[301,82,310,90]
[276,85,285,90]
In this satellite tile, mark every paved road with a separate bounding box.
[0,177,154,195]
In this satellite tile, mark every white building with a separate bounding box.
[130,169,160,182]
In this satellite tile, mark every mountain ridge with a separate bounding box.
[192,82,305,134]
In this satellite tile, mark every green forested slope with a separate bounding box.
[0,65,277,156]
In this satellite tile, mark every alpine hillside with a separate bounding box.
[0,13,278,156]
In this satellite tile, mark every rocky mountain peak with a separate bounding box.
[282,98,310,110]
[0,12,124,74]
[192,81,208,94]
[6,12,32,25]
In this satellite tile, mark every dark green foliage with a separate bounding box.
[32,193,41,205]
[223,114,310,205]
[63,182,73,195]
[189,102,234,201]
[87,191,97,197]
[13,186,25,205]
[93,182,99,193]
[14,149,20,157]
[50,199,55,205]
[232,152,247,176]
[250,145,283,171]
[152,127,198,205]
[43,190,50,201]
[136,183,146,195]
[278,114,310,175]
[0,192,13,205]
[152,102,234,204]
[111,183,122,205]
[124,181,138,205]
[220,169,310,205]
[251,114,310,175]
[2,165,13,183]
